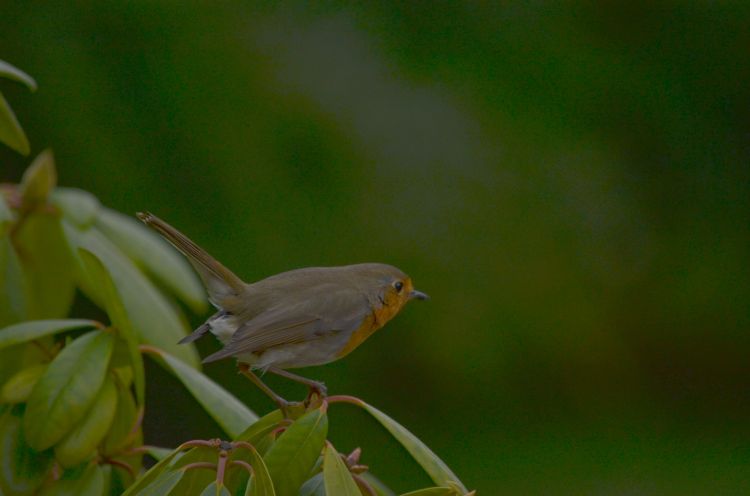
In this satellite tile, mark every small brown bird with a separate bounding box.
[137,212,428,409]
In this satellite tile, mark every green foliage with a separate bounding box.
[0,69,471,495]
[0,59,35,155]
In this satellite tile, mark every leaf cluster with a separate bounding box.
[0,62,472,495]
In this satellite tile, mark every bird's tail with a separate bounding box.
[137,212,246,309]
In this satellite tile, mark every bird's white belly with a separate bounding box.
[208,314,239,344]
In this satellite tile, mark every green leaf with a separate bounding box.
[54,376,118,468]
[0,319,98,350]
[51,187,100,228]
[121,447,183,496]
[101,377,139,456]
[299,473,325,496]
[359,473,396,496]
[242,441,275,496]
[263,406,328,496]
[19,150,57,207]
[131,467,185,496]
[24,330,114,450]
[96,208,206,313]
[14,213,76,318]
[235,410,284,444]
[65,223,200,367]
[0,90,29,155]
[200,481,231,496]
[0,194,14,235]
[144,446,175,462]
[146,348,257,437]
[0,363,47,404]
[0,406,54,495]
[400,488,455,496]
[0,236,27,326]
[0,59,37,91]
[38,461,106,496]
[79,249,145,404]
[322,442,359,496]
[169,447,218,495]
[360,401,467,493]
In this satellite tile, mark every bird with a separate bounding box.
[136,212,428,411]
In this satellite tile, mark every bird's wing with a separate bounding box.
[202,289,370,363]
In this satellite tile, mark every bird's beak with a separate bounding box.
[409,289,430,301]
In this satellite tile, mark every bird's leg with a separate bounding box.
[237,364,295,416]
[268,367,328,400]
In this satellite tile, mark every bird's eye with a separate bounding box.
[393,281,404,292]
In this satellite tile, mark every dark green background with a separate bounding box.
[2,3,749,493]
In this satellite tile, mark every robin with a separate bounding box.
[136,212,428,411]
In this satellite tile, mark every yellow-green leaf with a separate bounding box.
[19,150,57,207]
[0,236,27,326]
[323,442,359,496]
[96,208,206,313]
[299,473,325,496]
[120,446,183,496]
[14,213,76,318]
[51,187,100,228]
[101,378,138,457]
[360,401,467,493]
[0,90,29,155]
[0,406,54,495]
[145,348,257,437]
[79,249,145,404]
[24,330,114,450]
[359,473,396,496]
[400,488,455,496]
[0,194,14,235]
[0,363,47,404]
[242,441,275,496]
[235,409,284,445]
[263,406,328,496]
[65,224,200,367]
[39,462,106,496]
[201,481,231,496]
[0,59,37,91]
[54,376,118,468]
[0,319,98,350]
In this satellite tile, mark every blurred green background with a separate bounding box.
[2,3,749,493]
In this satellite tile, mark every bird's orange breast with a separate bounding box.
[335,297,405,358]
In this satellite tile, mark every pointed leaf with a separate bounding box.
[0,319,98,350]
[145,348,257,437]
[360,401,467,493]
[133,468,184,496]
[200,481,231,496]
[0,90,29,155]
[96,208,206,313]
[24,330,114,450]
[144,446,174,462]
[359,473,396,496]
[263,406,328,496]
[0,236,27,326]
[121,447,183,496]
[65,224,200,367]
[323,442,359,496]
[400,488,455,496]
[0,59,37,91]
[51,187,100,228]
[169,447,218,495]
[55,376,118,468]
[299,473,325,496]
[0,363,47,404]
[79,249,145,404]
[236,410,284,444]
[19,150,56,207]
[242,441,275,496]
[14,213,76,318]
[0,406,54,495]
